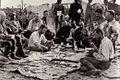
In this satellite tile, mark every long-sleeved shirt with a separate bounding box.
[28,31,47,47]
[93,37,114,61]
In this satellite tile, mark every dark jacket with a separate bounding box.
[69,3,83,23]
[56,25,71,38]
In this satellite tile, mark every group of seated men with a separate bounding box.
[0,8,120,76]
[27,8,120,75]
[0,10,29,61]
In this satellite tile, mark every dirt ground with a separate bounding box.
[0,48,120,80]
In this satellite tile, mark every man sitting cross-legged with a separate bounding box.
[80,28,114,76]
[28,24,53,52]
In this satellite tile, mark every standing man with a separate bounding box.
[104,0,108,14]
[42,10,49,25]
[84,0,93,28]
[69,0,83,26]
[53,0,65,33]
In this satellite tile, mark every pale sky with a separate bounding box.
[1,0,120,8]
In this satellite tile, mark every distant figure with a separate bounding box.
[23,13,41,39]
[53,0,65,33]
[84,0,93,28]
[6,12,22,34]
[69,0,83,26]
[104,0,108,13]
[42,10,49,25]
[93,9,105,30]
[27,13,41,32]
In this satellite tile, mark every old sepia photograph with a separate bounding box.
[0,0,120,80]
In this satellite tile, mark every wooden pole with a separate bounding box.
[0,0,1,9]
[21,0,23,10]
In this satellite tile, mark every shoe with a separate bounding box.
[10,53,21,60]
[18,54,28,58]
[85,69,101,77]
[16,51,28,58]
[20,55,28,58]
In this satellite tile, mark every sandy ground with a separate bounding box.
[0,48,120,80]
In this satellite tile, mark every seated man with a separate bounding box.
[93,9,105,30]
[42,10,49,25]
[0,12,27,59]
[45,29,55,41]
[80,28,114,75]
[23,13,42,39]
[0,11,21,60]
[28,24,52,52]
[53,19,74,46]
[72,20,90,49]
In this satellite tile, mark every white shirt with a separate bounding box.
[27,18,41,31]
[93,37,114,61]
[100,19,120,34]
[28,31,47,47]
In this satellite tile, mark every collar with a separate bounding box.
[108,18,116,24]
[101,37,109,42]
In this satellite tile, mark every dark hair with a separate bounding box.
[43,10,48,14]
[113,0,116,3]
[94,28,103,36]
[95,9,103,14]
[39,24,47,29]
[10,13,18,21]
[107,10,115,16]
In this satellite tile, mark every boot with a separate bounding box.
[10,52,21,60]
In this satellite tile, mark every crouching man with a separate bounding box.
[80,28,114,76]
[28,24,52,52]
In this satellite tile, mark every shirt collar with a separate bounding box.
[109,18,116,24]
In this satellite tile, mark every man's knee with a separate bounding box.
[80,58,88,65]
[5,41,12,48]
[7,39,16,45]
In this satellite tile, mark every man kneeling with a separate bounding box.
[28,24,52,52]
[80,28,114,76]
